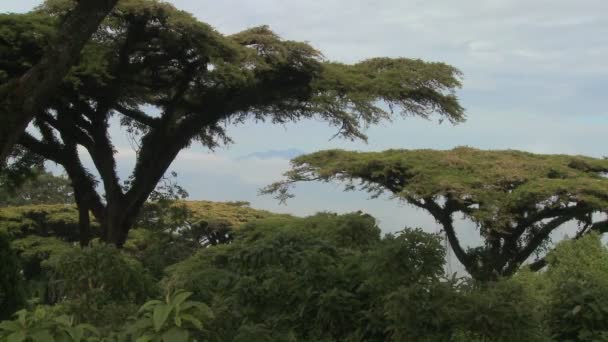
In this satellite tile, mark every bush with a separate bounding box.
[544,233,608,341]
[0,290,213,342]
[0,232,25,320]
[456,279,549,341]
[45,244,158,328]
[165,214,448,341]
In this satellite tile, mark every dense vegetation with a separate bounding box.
[2,200,608,341]
[266,147,608,281]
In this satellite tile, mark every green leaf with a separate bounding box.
[171,291,192,308]
[134,335,154,342]
[79,324,99,336]
[31,330,54,342]
[138,300,163,314]
[179,314,203,330]
[161,328,189,342]
[54,316,72,327]
[192,303,214,319]
[67,325,84,341]
[0,320,21,332]
[14,310,27,326]
[7,330,26,342]
[152,305,172,332]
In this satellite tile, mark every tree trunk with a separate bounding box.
[77,200,91,247]
[101,199,143,247]
[0,0,118,166]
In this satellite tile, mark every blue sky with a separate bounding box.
[6,0,607,270]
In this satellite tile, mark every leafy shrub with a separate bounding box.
[10,236,72,302]
[44,244,158,328]
[0,290,212,342]
[456,279,549,341]
[384,281,459,341]
[0,307,99,342]
[544,233,608,341]
[119,290,214,342]
[0,232,25,320]
[165,214,447,341]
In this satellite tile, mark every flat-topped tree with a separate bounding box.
[10,0,464,246]
[264,147,608,280]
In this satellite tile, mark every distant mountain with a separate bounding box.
[238,148,305,160]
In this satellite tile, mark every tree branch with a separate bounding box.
[505,215,574,275]
[0,0,119,165]
[408,197,473,274]
[114,104,160,128]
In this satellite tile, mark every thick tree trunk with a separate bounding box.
[102,200,128,247]
[0,0,118,166]
[101,198,143,247]
[76,199,91,247]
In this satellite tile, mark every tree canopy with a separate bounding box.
[265,147,608,280]
[6,0,465,246]
[0,0,119,165]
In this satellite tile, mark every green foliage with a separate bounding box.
[544,233,608,341]
[364,229,445,289]
[125,200,287,278]
[0,13,55,84]
[383,281,459,341]
[0,148,45,194]
[0,169,74,207]
[7,0,465,248]
[120,290,213,342]
[3,204,608,340]
[164,213,451,341]
[44,244,157,328]
[0,307,100,342]
[269,147,608,225]
[0,232,25,320]
[135,200,282,244]
[266,147,608,279]
[0,290,212,342]
[457,279,548,341]
[10,236,72,303]
[236,211,380,250]
[0,205,90,242]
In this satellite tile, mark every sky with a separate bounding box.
[5,0,607,270]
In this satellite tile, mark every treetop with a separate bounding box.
[266,147,608,227]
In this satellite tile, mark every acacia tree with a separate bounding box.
[8,0,465,246]
[264,147,608,281]
[0,0,119,166]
